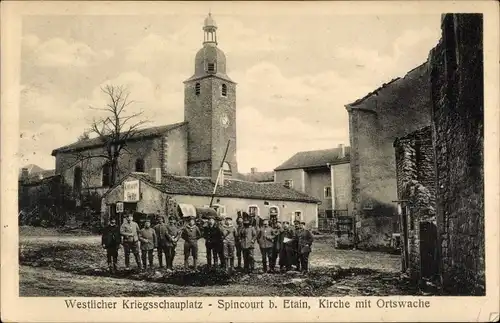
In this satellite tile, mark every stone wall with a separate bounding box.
[346,62,433,250]
[394,126,437,281]
[430,13,485,295]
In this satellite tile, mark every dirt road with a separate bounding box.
[19,232,417,296]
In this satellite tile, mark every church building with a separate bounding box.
[51,13,320,226]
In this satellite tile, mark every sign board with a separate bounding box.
[123,180,140,202]
[116,202,124,213]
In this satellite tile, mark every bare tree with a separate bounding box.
[67,85,148,189]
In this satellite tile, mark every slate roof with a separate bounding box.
[275,147,350,171]
[239,171,275,183]
[112,173,319,203]
[51,122,187,155]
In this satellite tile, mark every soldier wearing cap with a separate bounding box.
[120,212,142,270]
[257,219,274,273]
[181,216,202,269]
[239,219,257,273]
[165,216,180,270]
[293,220,301,271]
[221,216,237,273]
[234,216,244,269]
[280,221,295,272]
[270,221,283,272]
[154,216,168,268]
[215,217,226,269]
[297,221,314,273]
[139,219,157,270]
[203,215,221,269]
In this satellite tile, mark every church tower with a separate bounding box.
[184,13,238,179]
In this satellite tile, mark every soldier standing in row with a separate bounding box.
[280,221,295,272]
[203,216,220,269]
[165,216,180,270]
[296,221,314,273]
[154,216,169,269]
[234,217,244,269]
[257,219,274,273]
[293,220,301,271]
[101,218,121,272]
[138,219,157,270]
[240,219,257,273]
[216,217,226,269]
[120,213,142,270]
[221,216,237,273]
[182,216,202,269]
[269,221,282,272]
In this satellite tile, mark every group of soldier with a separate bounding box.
[101,211,314,274]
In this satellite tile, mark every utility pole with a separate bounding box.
[209,140,231,208]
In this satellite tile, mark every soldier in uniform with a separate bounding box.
[293,220,301,271]
[120,212,142,270]
[297,221,314,273]
[270,221,282,273]
[257,219,274,273]
[280,221,295,272]
[154,216,169,268]
[139,219,157,270]
[165,217,180,270]
[181,216,202,270]
[240,219,257,273]
[234,217,244,269]
[216,217,226,269]
[221,216,237,273]
[203,216,220,269]
[101,218,121,272]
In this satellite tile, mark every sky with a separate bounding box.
[19,5,442,173]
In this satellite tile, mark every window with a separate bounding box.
[213,204,226,217]
[324,186,332,198]
[292,210,303,222]
[135,158,145,173]
[248,205,260,216]
[222,161,232,176]
[73,166,82,192]
[269,206,279,218]
[221,84,227,97]
[207,63,216,73]
[195,83,201,95]
[102,162,111,187]
[284,180,293,189]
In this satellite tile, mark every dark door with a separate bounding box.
[401,205,410,271]
[420,221,439,279]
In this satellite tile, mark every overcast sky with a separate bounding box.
[19,5,442,173]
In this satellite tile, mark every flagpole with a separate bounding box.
[209,140,231,208]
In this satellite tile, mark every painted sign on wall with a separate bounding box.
[124,180,140,202]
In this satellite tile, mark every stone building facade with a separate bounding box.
[394,126,438,282]
[429,13,485,295]
[345,63,432,250]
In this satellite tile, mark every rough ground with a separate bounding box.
[19,227,421,297]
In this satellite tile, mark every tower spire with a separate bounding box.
[203,12,217,46]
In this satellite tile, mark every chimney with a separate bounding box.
[338,144,345,159]
[148,168,162,184]
[251,167,257,174]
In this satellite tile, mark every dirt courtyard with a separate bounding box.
[19,226,420,297]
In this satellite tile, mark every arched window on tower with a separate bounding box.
[222,161,232,176]
[195,83,201,95]
[135,158,145,173]
[102,162,111,187]
[73,166,82,193]
[221,84,227,97]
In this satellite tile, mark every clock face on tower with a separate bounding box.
[221,113,229,128]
